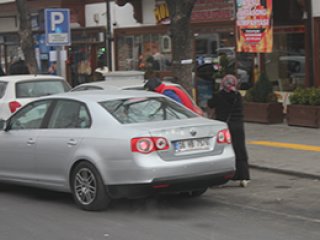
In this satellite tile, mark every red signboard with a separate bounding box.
[191,0,235,23]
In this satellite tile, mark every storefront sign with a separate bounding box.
[154,2,170,24]
[191,0,235,23]
[236,0,273,53]
[154,0,234,24]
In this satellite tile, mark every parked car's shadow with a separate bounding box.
[0,183,74,205]
[0,183,222,213]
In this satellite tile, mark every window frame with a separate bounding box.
[7,99,54,131]
[46,99,92,129]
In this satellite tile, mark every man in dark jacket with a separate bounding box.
[144,77,204,115]
[144,78,182,103]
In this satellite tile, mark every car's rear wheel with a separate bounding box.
[71,162,110,211]
[180,187,208,198]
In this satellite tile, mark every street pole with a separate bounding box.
[306,0,314,87]
[106,0,113,71]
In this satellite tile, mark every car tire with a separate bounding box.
[180,187,208,198]
[71,162,110,211]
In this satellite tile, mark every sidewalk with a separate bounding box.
[244,122,320,180]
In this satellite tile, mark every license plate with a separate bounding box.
[174,138,211,153]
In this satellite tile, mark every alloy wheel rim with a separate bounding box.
[74,168,97,205]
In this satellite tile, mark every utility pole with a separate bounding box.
[306,0,314,86]
[106,0,113,71]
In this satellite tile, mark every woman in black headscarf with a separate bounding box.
[207,74,250,187]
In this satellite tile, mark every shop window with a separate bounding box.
[265,32,305,91]
[117,34,172,72]
[274,0,305,26]
[195,39,208,55]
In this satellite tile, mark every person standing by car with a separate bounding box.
[144,77,182,104]
[207,74,250,187]
[144,76,204,115]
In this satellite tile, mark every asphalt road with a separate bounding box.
[0,169,319,240]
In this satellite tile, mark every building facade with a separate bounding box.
[0,0,319,91]
[111,0,320,92]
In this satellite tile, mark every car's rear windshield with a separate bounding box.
[16,80,70,98]
[0,82,7,98]
[100,97,196,124]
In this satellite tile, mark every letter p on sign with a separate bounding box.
[51,12,64,32]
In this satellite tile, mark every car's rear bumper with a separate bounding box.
[106,170,235,199]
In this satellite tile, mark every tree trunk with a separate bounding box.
[165,0,196,95]
[16,0,38,74]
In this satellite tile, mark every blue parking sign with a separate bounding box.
[45,8,71,46]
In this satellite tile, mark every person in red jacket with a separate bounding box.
[144,78,203,115]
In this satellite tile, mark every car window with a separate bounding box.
[0,81,7,98]
[9,100,52,130]
[48,100,91,129]
[100,97,196,124]
[16,80,70,98]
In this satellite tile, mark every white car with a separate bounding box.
[0,75,71,120]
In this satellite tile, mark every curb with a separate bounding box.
[250,164,320,181]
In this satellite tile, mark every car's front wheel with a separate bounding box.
[71,162,110,211]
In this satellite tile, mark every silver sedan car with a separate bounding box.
[0,89,235,211]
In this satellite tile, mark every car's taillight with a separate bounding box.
[217,129,231,144]
[9,101,21,113]
[131,137,169,154]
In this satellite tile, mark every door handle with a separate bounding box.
[68,139,78,146]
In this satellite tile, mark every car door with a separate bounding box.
[0,100,52,182]
[35,99,91,188]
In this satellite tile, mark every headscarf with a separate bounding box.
[220,74,238,92]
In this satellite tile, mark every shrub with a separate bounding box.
[244,72,278,103]
[289,87,320,106]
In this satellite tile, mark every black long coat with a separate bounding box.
[207,90,250,180]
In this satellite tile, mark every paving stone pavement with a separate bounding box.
[244,122,320,179]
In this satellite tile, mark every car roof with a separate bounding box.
[0,74,65,83]
[73,79,179,90]
[97,79,146,89]
[43,88,163,102]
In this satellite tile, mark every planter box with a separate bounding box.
[243,102,284,124]
[286,105,320,128]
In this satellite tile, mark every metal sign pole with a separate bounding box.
[106,0,112,71]
[56,46,62,76]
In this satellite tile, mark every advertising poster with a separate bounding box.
[236,0,273,53]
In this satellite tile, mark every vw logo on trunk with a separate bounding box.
[190,129,197,136]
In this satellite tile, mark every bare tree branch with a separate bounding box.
[16,0,38,74]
